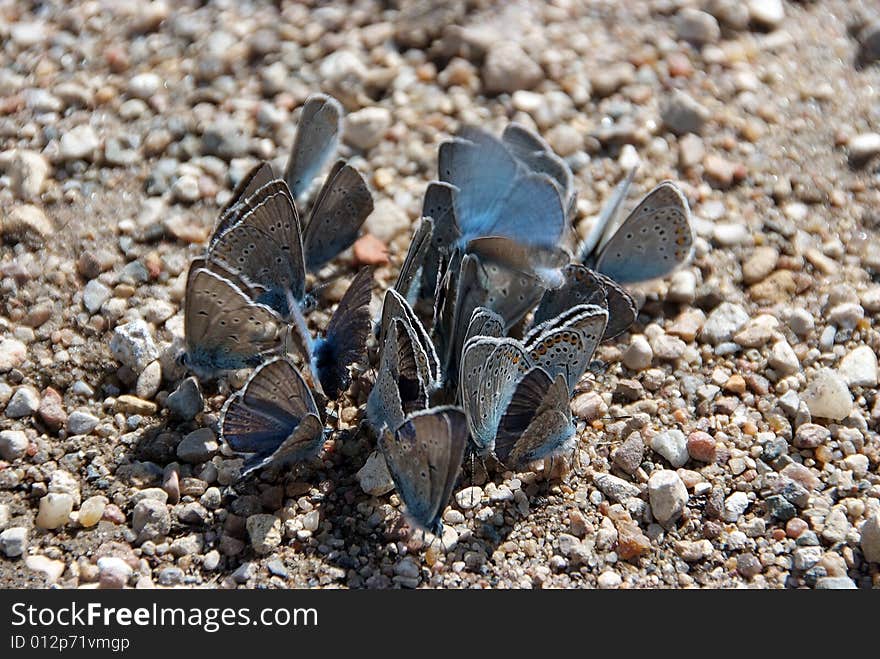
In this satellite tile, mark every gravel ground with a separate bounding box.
[1,0,880,589]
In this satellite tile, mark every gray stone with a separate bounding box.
[786,308,814,336]
[157,567,184,585]
[648,470,688,526]
[860,513,880,564]
[363,198,410,242]
[722,491,750,522]
[792,545,822,571]
[5,385,40,418]
[482,42,543,94]
[801,368,853,421]
[848,133,880,165]
[136,360,162,400]
[344,107,392,150]
[0,527,27,558]
[35,493,73,529]
[127,72,162,100]
[356,451,395,496]
[169,534,203,557]
[246,514,282,555]
[821,507,850,545]
[0,338,27,371]
[701,302,749,344]
[177,428,218,464]
[594,473,641,503]
[67,410,99,435]
[765,494,796,521]
[612,432,644,475]
[748,0,785,29]
[650,429,689,468]
[201,121,249,161]
[1,205,53,245]
[9,150,50,201]
[815,576,857,589]
[59,124,100,161]
[768,340,800,375]
[110,320,160,373]
[793,423,830,449]
[97,556,132,589]
[838,346,878,387]
[662,90,709,135]
[132,499,171,544]
[674,9,721,45]
[166,377,203,420]
[0,430,29,461]
[172,174,200,203]
[82,279,111,313]
[104,135,141,167]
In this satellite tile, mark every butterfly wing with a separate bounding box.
[419,181,461,301]
[395,217,433,305]
[593,270,637,339]
[284,93,344,199]
[526,304,608,392]
[467,237,567,331]
[183,263,281,380]
[208,181,306,314]
[380,288,440,386]
[494,367,553,465]
[502,374,575,468]
[366,320,406,434]
[220,358,323,474]
[460,336,503,452]
[472,339,533,456]
[577,167,636,263]
[312,267,373,399]
[501,124,575,218]
[379,406,467,535]
[592,181,694,284]
[214,162,277,242]
[532,264,607,327]
[464,306,505,344]
[438,134,518,245]
[301,163,373,271]
[442,253,489,388]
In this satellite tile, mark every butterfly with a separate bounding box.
[178,258,283,382]
[287,267,374,399]
[578,171,694,284]
[220,357,324,477]
[378,405,468,536]
[493,367,576,470]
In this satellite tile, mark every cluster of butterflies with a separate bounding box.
[178,93,695,539]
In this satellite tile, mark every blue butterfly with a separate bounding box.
[220,357,324,477]
[378,405,468,536]
[578,171,694,284]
